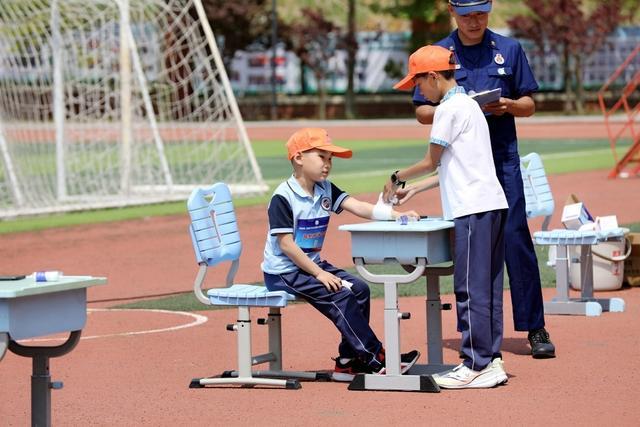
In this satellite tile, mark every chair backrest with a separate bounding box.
[187,182,242,267]
[520,152,555,231]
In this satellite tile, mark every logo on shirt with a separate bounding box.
[321,197,331,211]
[494,53,505,65]
[295,216,329,253]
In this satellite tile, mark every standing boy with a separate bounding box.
[384,45,508,388]
[413,0,556,359]
[261,127,420,382]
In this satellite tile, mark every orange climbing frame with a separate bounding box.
[597,44,640,178]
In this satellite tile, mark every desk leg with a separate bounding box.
[580,245,595,300]
[351,258,438,392]
[267,308,283,372]
[351,281,439,392]
[9,330,82,427]
[383,281,401,376]
[408,273,455,376]
[425,274,443,365]
[555,245,570,302]
[0,332,7,362]
[544,244,625,316]
[578,245,625,313]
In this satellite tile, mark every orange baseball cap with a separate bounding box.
[286,128,352,160]
[393,45,457,91]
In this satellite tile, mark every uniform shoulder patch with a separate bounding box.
[321,196,331,211]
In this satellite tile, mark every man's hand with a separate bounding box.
[316,270,343,292]
[482,97,512,116]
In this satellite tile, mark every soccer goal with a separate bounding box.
[0,0,266,218]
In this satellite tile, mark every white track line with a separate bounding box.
[22,308,208,343]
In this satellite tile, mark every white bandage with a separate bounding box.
[371,193,393,221]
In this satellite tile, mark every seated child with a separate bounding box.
[384,45,509,389]
[261,127,420,381]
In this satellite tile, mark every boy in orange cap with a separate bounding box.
[261,127,420,381]
[384,46,509,389]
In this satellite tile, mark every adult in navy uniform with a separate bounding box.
[413,0,555,358]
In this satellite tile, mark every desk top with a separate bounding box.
[0,276,106,299]
[534,227,630,246]
[339,218,453,265]
[339,218,454,233]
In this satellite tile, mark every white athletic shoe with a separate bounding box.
[434,362,505,389]
[491,357,508,385]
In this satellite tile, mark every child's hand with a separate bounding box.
[316,270,344,292]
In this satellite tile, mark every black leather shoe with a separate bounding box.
[528,328,556,358]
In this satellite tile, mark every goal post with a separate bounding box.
[0,0,267,218]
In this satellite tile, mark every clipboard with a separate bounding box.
[469,88,501,106]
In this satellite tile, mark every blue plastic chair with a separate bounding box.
[187,182,326,389]
[520,153,626,316]
[521,152,554,232]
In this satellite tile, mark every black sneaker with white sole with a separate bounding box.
[401,350,421,372]
[528,327,556,358]
[332,356,373,382]
[375,349,421,375]
[332,350,421,381]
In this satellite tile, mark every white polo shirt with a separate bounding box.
[261,175,349,275]
[430,86,508,220]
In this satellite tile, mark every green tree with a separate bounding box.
[200,0,272,67]
[288,8,341,119]
[508,0,628,113]
[369,0,450,52]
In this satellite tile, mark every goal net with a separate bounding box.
[0,0,266,218]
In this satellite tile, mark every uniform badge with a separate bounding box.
[321,197,331,211]
[498,67,506,75]
[494,53,505,65]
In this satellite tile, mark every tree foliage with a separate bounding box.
[507,0,627,112]
[369,0,450,52]
[200,0,273,65]
[287,8,350,119]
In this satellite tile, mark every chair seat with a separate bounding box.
[207,284,296,307]
[533,227,626,245]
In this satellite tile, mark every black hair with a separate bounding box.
[414,69,455,80]
[437,51,456,80]
[439,69,455,80]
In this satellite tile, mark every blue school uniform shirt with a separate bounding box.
[261,175,349,275]
[413,29,539,157]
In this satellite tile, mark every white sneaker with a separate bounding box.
[434,362,505,389]
[491,357,508,385]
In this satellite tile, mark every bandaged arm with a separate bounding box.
[371,193,394,220]
[340,194,396,221]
